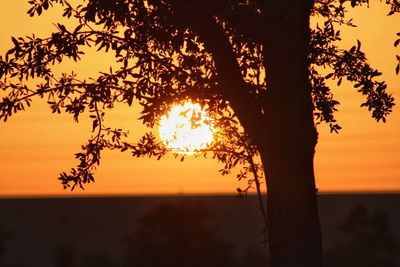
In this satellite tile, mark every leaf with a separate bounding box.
[92,119,98,132]
[27,7,35,16]
[325,73,334,79]
[11,37,18,46]
[43,1,49,10]
[57,23,67,33]
[74,24,83,33]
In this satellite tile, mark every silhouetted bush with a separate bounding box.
[121,201,234,267]
[325,204,400,267]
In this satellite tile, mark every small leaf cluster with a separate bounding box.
[309,0,397,131]
[395,32,400,75]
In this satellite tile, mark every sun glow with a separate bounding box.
[159,101,214,154]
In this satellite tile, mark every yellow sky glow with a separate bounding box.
[0,2,399,196]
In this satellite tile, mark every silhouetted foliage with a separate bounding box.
[0,0,397,191]
[325,204,400,267]
[121,201,233,267]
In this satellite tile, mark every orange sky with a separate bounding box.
[0,2,399,196]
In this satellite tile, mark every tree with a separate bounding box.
[325,204,400,267]
[121,201,233,267]
[0,0,399,266]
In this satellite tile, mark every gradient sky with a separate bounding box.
[0,2,399,196]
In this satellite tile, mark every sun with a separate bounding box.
[159,101,214,154]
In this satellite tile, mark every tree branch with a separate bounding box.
[168,0,264,140]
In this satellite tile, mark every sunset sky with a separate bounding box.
[0,1,399,197]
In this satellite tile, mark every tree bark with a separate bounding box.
[258,1,323,266]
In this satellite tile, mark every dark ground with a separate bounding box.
[0,193,399,267]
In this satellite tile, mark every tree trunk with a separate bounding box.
[258,1,323,266]
[169,1,323,266]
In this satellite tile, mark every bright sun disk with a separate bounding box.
[159,101,214,154]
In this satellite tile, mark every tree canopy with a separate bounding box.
[0,0,398,192]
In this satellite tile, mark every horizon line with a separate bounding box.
[1,190,400,199]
